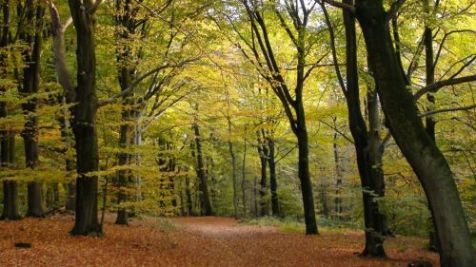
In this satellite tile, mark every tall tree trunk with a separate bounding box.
[19,3,45,218]
[0,2,20,220]
[68,0,101,236]
[319,177,329,217]
[267,136,279,216]
[295,105,318,235]
[421,0,440,252]
[227,117,239,218]
[58,95,76,211]
[333,128,343,220]
[241,138,247,216]
[113,0,146,226]
[253,175,258,217]
[339,2,387,255]
[1,135,20,220]
[192,109,213,216]
[257,133,268,217]
[355,1,475,265]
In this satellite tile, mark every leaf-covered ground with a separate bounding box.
[0,215,438,266]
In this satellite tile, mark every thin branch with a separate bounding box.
[318,0,355,13]
[419,104,476,117]
[414,74,476,100]
[320,2,346,93]
[318,119,354,144]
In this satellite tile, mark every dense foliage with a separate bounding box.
[0,0,474,265]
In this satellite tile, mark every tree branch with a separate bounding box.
[414,74,476,100]
[386,0,406,22]
[317,0,355,13]
[419,104,476,117]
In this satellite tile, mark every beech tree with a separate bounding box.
[221,0,326,234]
[349,0,475,265]
[319,0,389,256]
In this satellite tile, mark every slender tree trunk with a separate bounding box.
[192,110,213,216]
[241,138,247,216]
[267,136,279,216]
[337,2,388,256]
[113,0,146,226]
[0,3,19,220]
[295,105,318,235]
[253,175,258,217]
[356,1,475,265]
[227,118,239,218]
[319,178,329,217]
[422,0,440,252]
[68,0,101,236]
[57,95,76,211]
[19,3,45,218]
[185,176,193,215]
[257,134,268,217]
[1,133,20,220]
[333,129,343,219]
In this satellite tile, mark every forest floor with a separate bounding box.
[0,214,439,266]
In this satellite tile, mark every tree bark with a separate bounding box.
[355,1,475,265]
[0,2,20,221]
[227,117,239,218]
[296,105,318,235]
[113,0,146,226]
[68,0,101,236]
[266,136,279,216]
[192,109,213,216]
[19,2,45,218]
[421,0,440,253]
[257,132,268,217]
[241,138,247,215]
[1,133,20,220]
[335,2,388,255]
[333,129,343,219]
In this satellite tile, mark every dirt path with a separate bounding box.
[171,216,438,267]
[173,216,277,237]
[0,215,439,267]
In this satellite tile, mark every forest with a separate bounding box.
[0,0,475,266]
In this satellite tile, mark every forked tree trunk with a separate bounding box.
[355,1,475,265]
[336,2,388,256]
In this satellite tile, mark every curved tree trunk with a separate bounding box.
[355,1,475,265]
